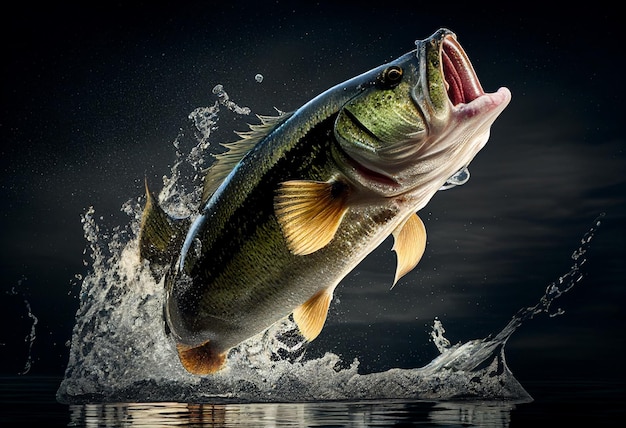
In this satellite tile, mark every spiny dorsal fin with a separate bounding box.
[293,287,334,341]
[274,179,350,256]
[391,213,427,288]
[176,341,226,375]
[201,110,293,204]
[139,179,189,271]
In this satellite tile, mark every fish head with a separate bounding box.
[335,28,511,200]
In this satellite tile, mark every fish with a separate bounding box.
[138,28,511,375]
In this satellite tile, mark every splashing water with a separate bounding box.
[212,84,251,115]
[439,167,470,190]
[4,282,39,375]
[56,87,603,405]
[20,298,38,375]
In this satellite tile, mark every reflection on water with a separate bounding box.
[68,400,518,427]
[5,376,622,426]
[430,402,515,427]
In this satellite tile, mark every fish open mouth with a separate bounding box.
[441,35,484,106]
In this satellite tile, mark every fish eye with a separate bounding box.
[377,66,403,88]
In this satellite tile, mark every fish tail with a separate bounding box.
[138,178,189,270]
[176,342,227,374]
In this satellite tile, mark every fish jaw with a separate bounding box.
[412,28,511,157]
[392,29,511,202]
[397,85,511,211]
[337,28,511,200]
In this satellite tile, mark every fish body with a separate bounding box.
[139,28,511,374]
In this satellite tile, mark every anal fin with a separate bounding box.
[391,213,427,288]
[176,342,227,375]
[293,287,334,341]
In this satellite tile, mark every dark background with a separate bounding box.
[1,0,624,409]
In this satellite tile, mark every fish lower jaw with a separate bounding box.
[453,87,511,120]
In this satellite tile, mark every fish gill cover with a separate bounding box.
[56,87,602,405]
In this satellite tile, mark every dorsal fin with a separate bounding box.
[293,287,334,341]
[201,110,293,204]
[391,213,427,288]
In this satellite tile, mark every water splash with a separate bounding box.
[20,298,38,375]
[56,90,602,405]
[212,84,251,115]
[4,281,39,375]
[439,166,470,190]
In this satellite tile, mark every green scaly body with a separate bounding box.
[139,28,511,374]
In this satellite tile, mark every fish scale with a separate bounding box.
[179,115,351,337]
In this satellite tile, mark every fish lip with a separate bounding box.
[416,28,511,128]
[440,32,485,106]
[440,33,512,119]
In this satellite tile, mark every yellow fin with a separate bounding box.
[176,341,227,375]
[391,213,427,288]
[293,287,334,341]
[274,179,350,255]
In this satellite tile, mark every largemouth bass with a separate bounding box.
[139,28,511,374]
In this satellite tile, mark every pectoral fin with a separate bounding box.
[293,287,334,341]
[274,180,350,255]
[391,213,427,288]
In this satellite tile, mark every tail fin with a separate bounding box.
[176,342,227,374]
[139,179,189,272]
